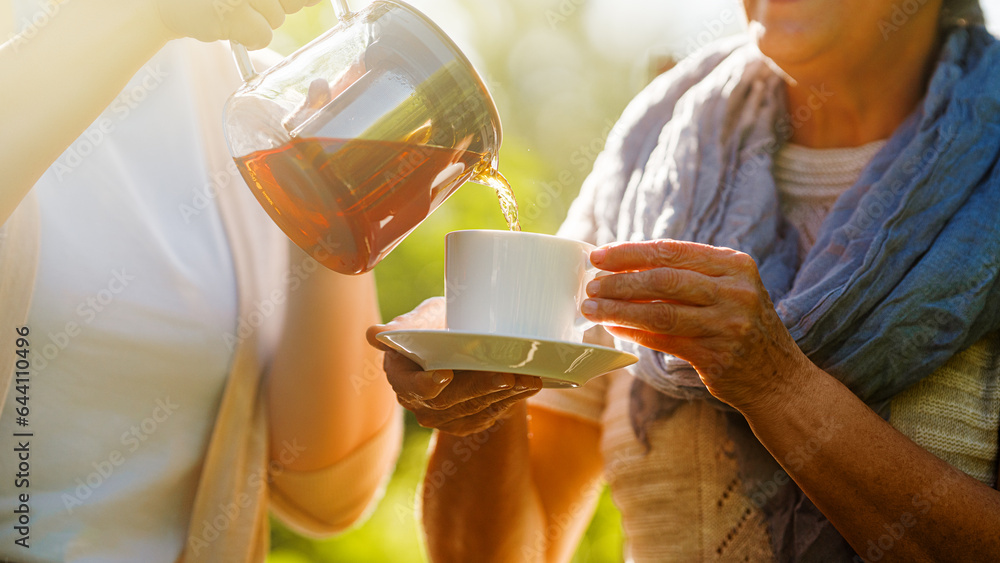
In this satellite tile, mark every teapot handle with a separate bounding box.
[229,0,354,82]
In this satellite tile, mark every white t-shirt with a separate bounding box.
[0,39,239,561]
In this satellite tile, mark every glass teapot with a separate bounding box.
[223,0,502,275]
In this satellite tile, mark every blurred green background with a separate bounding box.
[265,0,746,561]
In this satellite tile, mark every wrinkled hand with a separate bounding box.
[152,0,321,50]
[581,240,809,412]
[366,297,543,436]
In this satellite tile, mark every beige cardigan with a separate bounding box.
[0,40,402,562]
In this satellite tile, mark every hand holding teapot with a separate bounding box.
[153,0,321,50]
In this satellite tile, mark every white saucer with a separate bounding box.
[375,329,638,388]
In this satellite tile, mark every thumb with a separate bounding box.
[366,296,446,351]
[365,323,394,352]
[393,296,447,331]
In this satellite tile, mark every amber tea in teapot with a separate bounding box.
[236,137,518,274]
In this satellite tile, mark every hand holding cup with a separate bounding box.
[367,297,543,436]
[580,239,808,412]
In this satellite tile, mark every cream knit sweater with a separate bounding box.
[532,141,1000,561]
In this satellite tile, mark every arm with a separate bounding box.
[267,243,398,468]
[368,300,605,562]
[739,360,1000,562]
[0,0,309,224]
[424,403,604,563]
[583,239,1000,561]
[264,243,401,534]
[0,0,167,223]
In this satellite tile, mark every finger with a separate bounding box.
[605,325,746,389]
[421,372,537,410]
[591,240,752,277]
[279,0,309,13]
[227,6,273,50]
[383,351,453,401]
[604,325,702,363]
[282,79,330,131]
[587,267,719,305]
[385,296,446,331]
[422,372,542,410]
[582,297,719,337]
[366,296,446,351]
[306,78,332,108]
[249,0,286,29]
[329,57,368,100]
[419,384,540,422]
[435,389,542,436]
[365,323,393,352]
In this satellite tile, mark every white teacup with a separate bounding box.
[445,230,597,343]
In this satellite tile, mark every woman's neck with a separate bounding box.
[782,24,943,148]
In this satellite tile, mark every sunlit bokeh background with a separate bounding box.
[265,1,1000,561]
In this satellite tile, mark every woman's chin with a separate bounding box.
[745,0,842,66]
[749,21,824,69]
